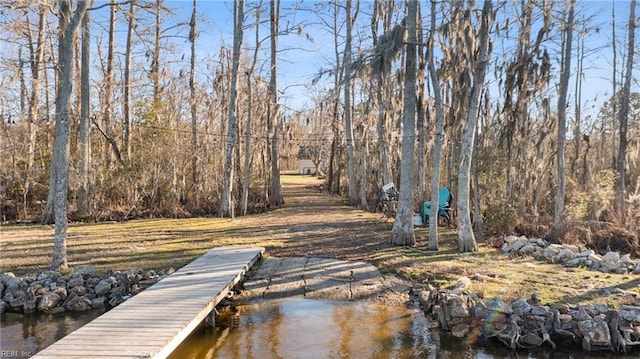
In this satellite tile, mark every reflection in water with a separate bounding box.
[0,309,104,355]
[171,299,456,359]
[2,299,636,359]
[170,299,636,359]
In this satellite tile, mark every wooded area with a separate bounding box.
[0,0,638,269]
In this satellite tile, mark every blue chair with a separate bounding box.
[423,188,453,226]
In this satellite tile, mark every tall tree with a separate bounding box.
[427,0,445,250]
[457,0,494,252]
[151,0,163,108]
[415,1,426,204]
[391,0,418,246]
[326,1,340,194]
[615,0,636,222]
[343,0,357,205]
[189,0,198,187]
[24,5,47,219]
[555,0,575,225]
[221,0,245,217]
[268,0,284,207]
[610,0,617,170]
[123,0,136,163]
[50,0,93,271]
[372,0,394,191]
[76,5,90,216]
[243,3,262,215]
[102,0,116,168]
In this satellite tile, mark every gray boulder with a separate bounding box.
[577,319,611,351]
[95,279,113,296]
[37,292,61,312]
[72,265,96,278]
[67,275,84,288]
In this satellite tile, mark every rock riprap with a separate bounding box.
[0,266,171,314]
[415,282,640,353]
[500,235,640,274]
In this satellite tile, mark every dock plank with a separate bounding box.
[33,246,263,359]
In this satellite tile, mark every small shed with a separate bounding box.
[297,146,316,175]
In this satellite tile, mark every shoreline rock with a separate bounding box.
[413,282,640,354]
[500,235,640,274]
[415,235,640,353]
[0,266,174,315]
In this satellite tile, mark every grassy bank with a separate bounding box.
[1,175,638,308]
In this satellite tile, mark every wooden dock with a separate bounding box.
[33,246,264,359]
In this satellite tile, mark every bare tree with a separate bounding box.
[102,0,116,168]
[221,0,245,217]
[24,5,47,219]
[343,0,358,205]
[457,0,494,252]
[615,0,636,223]
[391,0,417,246]
[268,0,284,207]
[427,0,445,250]
[416,1,426,204]
[326,0,343,195]
[76,5,90,216]
[123,0,136,163]
[555,0,575,225]
[189,0,198,187]
[372,0,394,191]
[151,0,163,108]
[50,0,93,271]
[242,3,262,215]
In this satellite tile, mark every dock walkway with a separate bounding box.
[33,246,264,359]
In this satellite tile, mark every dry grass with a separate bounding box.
[1,175,638,307]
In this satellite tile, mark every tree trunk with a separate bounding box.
[359,130,368,209]
[25,6,46,220]
[473,102,484,233]
[427,0,445,250]
[457,0,493,252]
[242,5,261,215]
[555,0,575,225]
[268,0,284,207]
[416,1,426,204]
[123,0,136,163]
[189,0,198,188]
[615,0,635,223]
[372,0,392,190]
[391,0,417,247]
[571,31,584,181]
[343,0,357,205]
[152,0,162,108]
[327,1,344,195]
[221,0,244,217]
[51,0,92,271]
[103,0,115,168]
[77,8,90,216]
[610,2,617,170]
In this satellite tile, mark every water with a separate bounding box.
[169,299,632,359]
[0,309,104,355]
[1,300,636,358]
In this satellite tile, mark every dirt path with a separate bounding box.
[237,256,412,305]
[2,175,637,307]
[232,176,415,304]
[241,176,396,261]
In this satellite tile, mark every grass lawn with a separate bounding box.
[1,175,638,308]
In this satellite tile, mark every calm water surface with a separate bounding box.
[0,309,104,356]
[1,299,636,358]
[169,299,633,359]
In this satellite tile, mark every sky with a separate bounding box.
[162,0,638,119]
[2,0,636,121]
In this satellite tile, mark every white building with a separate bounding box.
[297,146,317,175]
